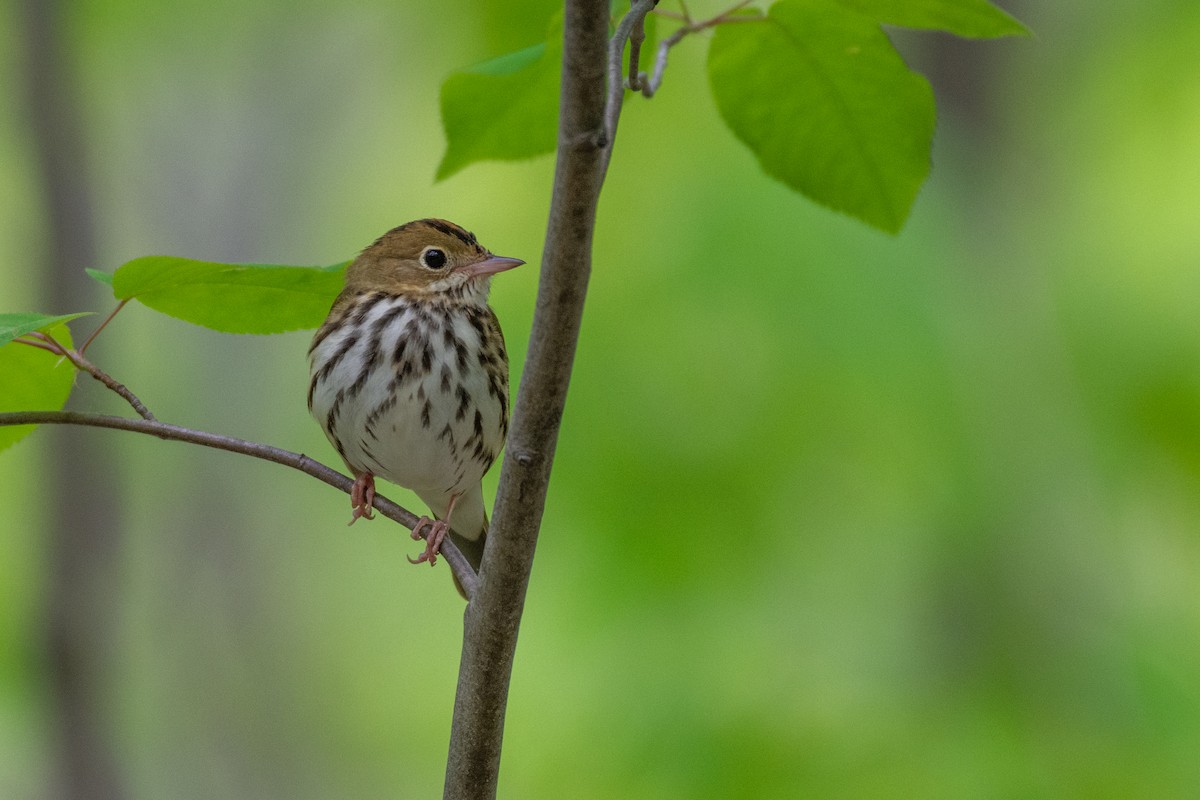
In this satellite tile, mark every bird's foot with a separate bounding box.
[407,517,449,566]
[348,473,376,525]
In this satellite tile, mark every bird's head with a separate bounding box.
[345,218,524,301]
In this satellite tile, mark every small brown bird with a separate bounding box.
[307,219,523,584]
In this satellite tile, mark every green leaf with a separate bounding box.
[435,3,658,180]
[708,0,936,233]
[466,42,547,76]
[111,257,348,334]
[833,0,1029,38]
[0,312,93,348]
[86,268,115,289]
[436,17,563,180]
[0,320,78,454]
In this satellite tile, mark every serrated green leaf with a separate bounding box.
[708,0,935,233]
[834,0,1029,38]
[0,312,93,348]
[0,322,77,454]
[436,17,563,180]
[86,268,115,289]
[111,257,348,334]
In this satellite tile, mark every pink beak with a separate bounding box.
[454,255,525,278]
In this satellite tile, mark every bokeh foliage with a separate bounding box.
[2,1,1199,798]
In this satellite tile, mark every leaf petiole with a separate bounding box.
[79,298,129,354]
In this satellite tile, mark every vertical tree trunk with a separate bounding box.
[442,1,612,798]
[18,1,125,796]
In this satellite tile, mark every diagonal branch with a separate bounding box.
[0,410,478,598]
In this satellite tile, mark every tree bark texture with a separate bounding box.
[442,1,612,797]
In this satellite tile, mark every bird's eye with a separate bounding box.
[421,248,447,269]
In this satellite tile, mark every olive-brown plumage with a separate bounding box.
[308,219,522,584]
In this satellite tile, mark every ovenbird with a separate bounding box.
[307,219,523,584]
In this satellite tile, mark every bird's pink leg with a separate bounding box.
[407,493,460,566]
[348,473,376,524]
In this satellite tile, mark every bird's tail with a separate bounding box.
[449,517,487,600]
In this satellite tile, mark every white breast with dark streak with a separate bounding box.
[308,292,507,499]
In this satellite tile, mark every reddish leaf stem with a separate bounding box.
[79,299,128,354]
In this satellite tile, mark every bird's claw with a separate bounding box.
[407,516,449,566]
[348,474,376,525]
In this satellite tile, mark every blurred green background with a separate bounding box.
[3,0,1200,797]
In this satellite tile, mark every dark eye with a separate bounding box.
[421,248,447,269]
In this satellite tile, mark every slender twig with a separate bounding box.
[638,25,691,98]
[79,299,128,354]
[0,410,478,598]
[602,0,754,172]
[18,329,156,420]
[602,0,657,169]
[13,334,61,354]
[635,0,756,98]
[627,3,650,91]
